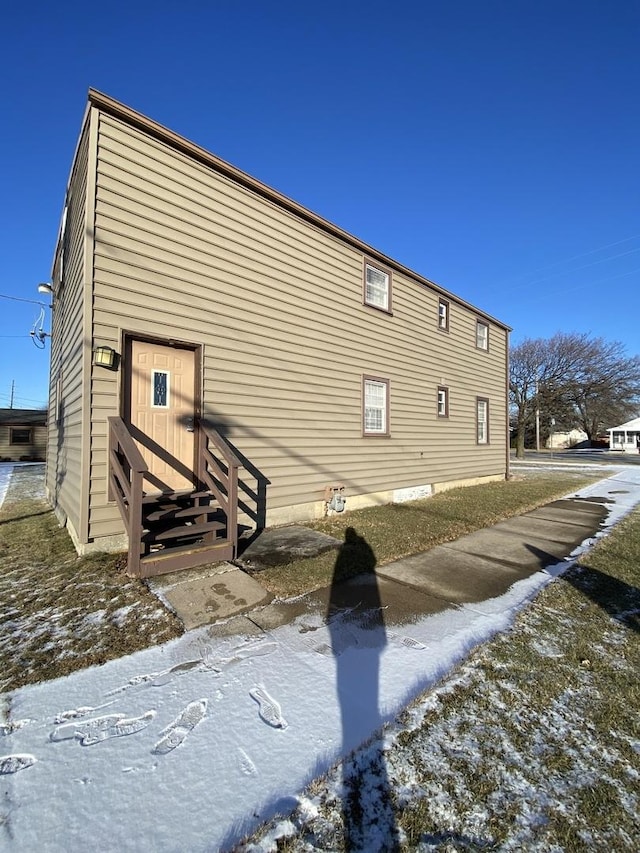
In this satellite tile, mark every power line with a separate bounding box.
[0,293,47,306]
[0,393,48,406]
[507,232,640,285]
[512,246,640,291]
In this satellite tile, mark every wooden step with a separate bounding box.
[145,504,221,523]
[149,520,225,543]
[138,540,234,578]
[141,489,211,505]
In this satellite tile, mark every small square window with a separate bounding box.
[476,320,489,350]
[10,427,32,446]
[151,371,170,408]
[477,397,489,444]
[363,261,392,313]
[363,376,389,435]
[437,386,449,418]
[438,299,449,331]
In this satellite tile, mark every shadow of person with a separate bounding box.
[328,527,400,851]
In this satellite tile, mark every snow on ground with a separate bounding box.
[2,467,640,852]
[0,463,13,510]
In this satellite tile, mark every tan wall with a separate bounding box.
[0,424,47,461]
[87,111,508,543]
[45,119,91,537]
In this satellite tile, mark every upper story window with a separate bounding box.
[363,376,389,435]
[477,397,489,444]
[476,320,489,350]
[363,260,392,313]
[438,299,449,331]
[437,386,449,417]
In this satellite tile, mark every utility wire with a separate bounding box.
[506,232,640,285]
[0,293,47,306]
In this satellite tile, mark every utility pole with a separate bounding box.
[9,380,14,409]
[535,379,540,452]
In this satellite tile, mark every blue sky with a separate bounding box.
[1,1,638,409]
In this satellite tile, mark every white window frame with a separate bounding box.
[477,397,489,444]
[437,386,449,418]
[363,376,389,435]
[438,299,449,331]
[363,260,392,313]
[476,320,489,351]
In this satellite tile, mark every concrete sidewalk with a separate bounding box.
[150,483,612,634]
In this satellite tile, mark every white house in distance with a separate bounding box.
[608,417,640,452]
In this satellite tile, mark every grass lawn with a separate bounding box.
[249,474,600,596]
[1,470,597,692]
[239,504,640,852]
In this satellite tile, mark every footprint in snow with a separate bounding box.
[238,748,258,776]
[200,640,278,672]
[152,699,207,755]
[50,711,156,746]
[250,686,288,730]
[0,754,37,775]
[106,660,203,695]
[389,633,426,650]
[53,703,114,725]
[0,719,33,736]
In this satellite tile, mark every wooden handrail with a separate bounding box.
[200,422,241,468]
[108,416,148,473]
[198,420,239,558]
[108,416,148,576]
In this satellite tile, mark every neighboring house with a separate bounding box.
[546,429,588,449]
[46,89,511,577]
[0,409,47,461]
[608,417,640,452]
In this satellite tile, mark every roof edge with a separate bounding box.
[87,88,511,332]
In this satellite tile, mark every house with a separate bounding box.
[608,417,640,452]
[546,428,588,450]
[0,409,47,462]
[45,89,510,577]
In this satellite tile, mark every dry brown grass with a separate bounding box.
[0,493,182,692]
[253,474,599,596]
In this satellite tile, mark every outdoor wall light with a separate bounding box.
[37,283,54,296]
[93,345,118,369]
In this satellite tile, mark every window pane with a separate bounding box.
[477,399,488,443]
[152,371,169,407]
[439,301,448,329]
[364,379,387,433]
[477,322,488,349]
[365,265,389,309]
[10,428,32,445]
[438,388,447,416]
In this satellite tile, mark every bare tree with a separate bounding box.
[509,338,546,458]
[562,338,640,440]
[510,333,640,456]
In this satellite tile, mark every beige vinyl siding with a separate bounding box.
[87,111,507,540]
[45,119,91,537]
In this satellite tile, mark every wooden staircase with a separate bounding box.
[108,417,239,578]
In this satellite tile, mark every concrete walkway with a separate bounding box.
[150,475,614,635]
